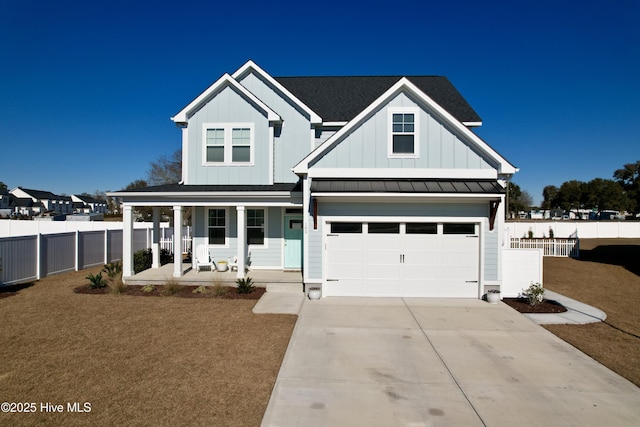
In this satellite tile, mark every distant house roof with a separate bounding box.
[275,76,482,124]
[17,188,58,200]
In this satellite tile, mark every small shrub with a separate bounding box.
[102,261,122,280]
[86,272,108,289]
[134,249,153,274]
[141,284,156,293]
[236,277,254,294]
[110,277,127,295]
[192,285,208,295]
[162,278,182,296]
[211,283,228,298]
[521,282,545,306]
[160,248,173,266]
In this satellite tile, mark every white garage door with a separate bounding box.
[324,222,479,297]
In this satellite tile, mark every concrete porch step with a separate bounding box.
[266,283,304,294]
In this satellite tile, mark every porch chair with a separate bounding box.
[195,244,214,272]
[228,251,251,272]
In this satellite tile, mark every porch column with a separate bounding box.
[236,205,246,279]
[122,205,134,278]
[152,207,161,268]
[173,206,183,278]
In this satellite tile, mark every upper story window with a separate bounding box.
[203,123,254,165]
[388,107,419,158]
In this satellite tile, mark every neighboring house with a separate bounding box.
[71,194,108,214]
[111,60,517,298]
[9,187,73,216]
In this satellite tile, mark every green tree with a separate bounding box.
[507,182,533,217]
[585,178,630,214]
[0,181,7,193]
[613,160,640,215]
[556,180,587,214]
[541,185,559,210]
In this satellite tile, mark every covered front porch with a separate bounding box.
[125,263,303,288]
[110,182,304,283]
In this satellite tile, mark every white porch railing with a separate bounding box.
[509,237,580,257]
[160,236,192,254]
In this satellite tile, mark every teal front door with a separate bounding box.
[284,215,303,269]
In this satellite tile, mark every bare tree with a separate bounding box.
[147,150,181,186]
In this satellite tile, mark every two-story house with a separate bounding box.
[113,60,517,298]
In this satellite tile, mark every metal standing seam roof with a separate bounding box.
[310,179,505,194]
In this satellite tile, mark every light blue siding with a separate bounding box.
[193,206,283,268]
[237,72,312,183]
[306,218,323,280]
[484,223,499,281]
[187,85,271,185]
[311,92,494,171]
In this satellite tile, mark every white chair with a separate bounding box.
[195,244,213,272]
[228,251,251,272]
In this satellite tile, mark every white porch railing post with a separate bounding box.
[172,206,183,278]
[152,207,160,268]
[236,206,246,279]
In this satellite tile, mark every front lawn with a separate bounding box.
[0,268,296,426]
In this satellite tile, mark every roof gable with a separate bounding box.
[293,78,516,175]
[233,60,322,124]
[172,73,281,124]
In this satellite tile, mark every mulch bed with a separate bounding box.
[503,297,567,314]
[73,284,266,299]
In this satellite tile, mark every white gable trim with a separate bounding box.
[171,73,281,124]
[293,77,517,175]
[232,60,322,125]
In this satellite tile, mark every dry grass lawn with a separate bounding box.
[0,268,296,426]
[543,238,640,387]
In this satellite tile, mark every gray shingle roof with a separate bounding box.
[275,76,481,124]
[310,179,504,194]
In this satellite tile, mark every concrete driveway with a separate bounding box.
[261,297,640,426]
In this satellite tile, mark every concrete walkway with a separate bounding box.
[524,290,607,325]
[261,297,640,426]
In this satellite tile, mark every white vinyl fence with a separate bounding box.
[506,221,640,239]
[0,221,192,285]
[509,237,580,257]
[502,249,544,298]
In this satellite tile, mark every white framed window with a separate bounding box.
[247,208,266,246]
[207,208,228,246]
[388,107,419,158]
[203,123,254,165]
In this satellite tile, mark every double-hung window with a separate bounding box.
[247,208,265,246]
[388,107,419,158]
[207,208,227,245]
[203,123,254,165]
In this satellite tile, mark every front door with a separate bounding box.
[284,215,303,269]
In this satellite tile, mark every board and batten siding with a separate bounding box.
[306,201,499,282]
[237,72,313,183]
[311,92,494,171]
[186,85,271,185]
[193,206,283,268]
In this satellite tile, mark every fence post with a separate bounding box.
[104,229,108,265]
[75,230,79,271]
[37,233,42,280]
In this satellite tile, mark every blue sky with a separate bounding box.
[1,0,638,204]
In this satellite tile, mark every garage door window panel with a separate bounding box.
[406,223,437,234]
[443,223,476,234]
[330,223,362,234]
[368,223,400,233]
